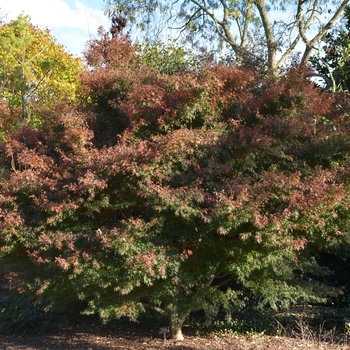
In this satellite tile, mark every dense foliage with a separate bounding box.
[0,14,83,122]
[310,6,350,91]
[1,22,350,340]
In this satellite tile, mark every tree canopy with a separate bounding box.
[103,0,349,73]
[1,27,350,340]
[310,5,350,91]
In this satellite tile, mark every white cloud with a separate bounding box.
[0,0,110,56]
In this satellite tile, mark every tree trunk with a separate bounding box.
[168,305,189,341]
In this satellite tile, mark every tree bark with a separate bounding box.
[167,304,189,341]
[254,0,277,74]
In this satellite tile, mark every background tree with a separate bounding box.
[0,14,83,122]
[310,6,350,91]
[1,25,350,341]
[137,39,197,75]
[103,0,349,73]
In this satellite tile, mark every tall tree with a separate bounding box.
[1,28,350,340]
[310,6,350,91]
[0,14,83,122]
[103,0,349,73]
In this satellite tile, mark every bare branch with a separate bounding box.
[241,3,252,48]
[215,274,235,288]
[277,33,301,68]
[143,303,166,314]
[106,0,350,72]
[254,0,277,72]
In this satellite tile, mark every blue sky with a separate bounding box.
[0,0,110,56]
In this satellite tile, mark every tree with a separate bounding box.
[1,29,350,340]
[310,6,350,91]
[0,14,83,122]
[103,0,349,73]
[137,39,198,75]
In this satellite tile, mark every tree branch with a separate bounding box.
[254,0,277,72]
[241,3,252,48]
[189,0,240,54]
[299,0,350,63]
[215,275,235,288]
[142,303,166,315]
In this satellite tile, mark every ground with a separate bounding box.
[0,331,349,349]
[1,324,349,350]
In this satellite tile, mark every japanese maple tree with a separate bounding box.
[1,25,350,340]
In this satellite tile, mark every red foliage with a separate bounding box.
[2,30,350,331]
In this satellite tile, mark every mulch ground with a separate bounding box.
[1,330,349,349]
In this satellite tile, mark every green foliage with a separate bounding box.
[0,292,41,334]
[137,40,196,75]
[210,316,275,336]
[1,27,350,340]
[0,14,83,123]
[310,6,350,91]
